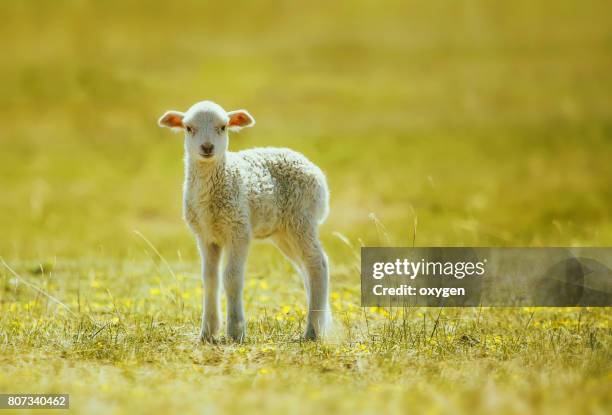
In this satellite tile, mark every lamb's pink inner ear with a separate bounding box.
[160,112,184,128]
[228,112,251,127]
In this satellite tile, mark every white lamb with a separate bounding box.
[158,100,331,342]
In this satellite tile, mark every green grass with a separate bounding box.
[1,1,611,414]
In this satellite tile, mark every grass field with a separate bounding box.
[1,1,611,414]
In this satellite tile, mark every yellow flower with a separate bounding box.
[149,288,161,296]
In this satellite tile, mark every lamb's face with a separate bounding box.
[182,102,230,162]
[158,100,255,163]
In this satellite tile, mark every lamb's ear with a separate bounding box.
[158,111,185,129]
[227,110,255,132]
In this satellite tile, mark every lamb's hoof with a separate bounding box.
[303,326,318,341]
[227,322,246,343]
[227,333,245,343]
[199,332,219,344]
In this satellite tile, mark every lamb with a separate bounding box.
[158,100,331,342]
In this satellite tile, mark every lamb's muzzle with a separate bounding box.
[158,100,331,342]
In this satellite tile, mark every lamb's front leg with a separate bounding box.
[223,236,250,342]
[199,241,221,343]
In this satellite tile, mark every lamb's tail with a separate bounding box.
[315,175,330,225]
[299,151,329,225]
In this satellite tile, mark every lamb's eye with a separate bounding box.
[186,126,193,134]
[220,125,226,132]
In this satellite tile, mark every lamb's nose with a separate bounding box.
[200,143,214,155]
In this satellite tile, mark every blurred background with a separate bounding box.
[1,2,611,414]
[1,0,611,261]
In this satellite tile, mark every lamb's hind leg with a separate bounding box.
[271,232,309,297]
[301,237,330,340]
[273,228,330,340]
